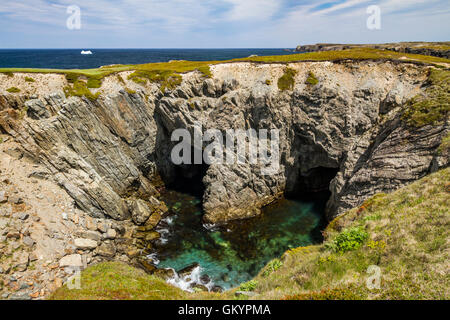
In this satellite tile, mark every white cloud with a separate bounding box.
[311,0,369,16]
[222,0,281,21]
[0,0,448,47]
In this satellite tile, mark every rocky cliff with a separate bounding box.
[295,42,450,59]
[0,60,448,228]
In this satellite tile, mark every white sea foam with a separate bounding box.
[156,227,170,244]
[146,253,160,265]
[166,265,215,292]
[165,216,175,225]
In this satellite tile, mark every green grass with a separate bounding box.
[50,262,188,300]
[325,226,369,253]
[64,81,100,101]
[305,71,319,86]
[86,78,102,89]
[125,87,136,95]
[127,70,182,92]
[278,67,297,91]
[239,280,258,292]
[262,259,283,277]
[117,74,126,84]
[402,68,449,127]
[65,72,81,83]
[24,76,35,82]
[438,133,450,155]
[6,87,21,93]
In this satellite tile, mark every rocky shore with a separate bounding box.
[295,42,450,59]
[0,57,448,298]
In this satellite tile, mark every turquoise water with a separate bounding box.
[153,190,326,290]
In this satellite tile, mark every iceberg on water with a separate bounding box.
[81,50,93,55]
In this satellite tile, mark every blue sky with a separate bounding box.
[0,0,449,48]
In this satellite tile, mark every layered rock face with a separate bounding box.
[0,60,448,226]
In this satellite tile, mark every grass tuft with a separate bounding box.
[305,71,319,86]
[64,81,100,101]
[325,226,369,253]
[438,133,450,155]
[278,67,297,91]
[127,70,182,92]
[50,262,187,300]
[402,68,449,127]
[239,280,258,292]
[125,87,136,95]
[262,259,283,277]
[6,87,21,93]
[87,77,102,89]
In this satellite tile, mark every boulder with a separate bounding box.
[153,268,176,280]
[59,254,83,268]
[22,236,35,247]
[0,191,7,204]
[144,231,161,242]
[131,199,153,225]
[13,251,29,272]
[146,211,162,229]
[211,285,224,293]
[191,283,209,292]
[104,228,117,239]
[81,230,102,241]
[74,238,98,250]
[96,243,116,258]
[200,274,211,285]
[177,263,200,278]
[137,258,157,274]
[8,195,23,205]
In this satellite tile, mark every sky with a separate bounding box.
[0,0,449,48]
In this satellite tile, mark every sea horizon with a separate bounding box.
[0,48,297,69]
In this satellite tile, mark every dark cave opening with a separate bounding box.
[292,166,339,194]
[166,163,209,198]
[285,166,339,241]
[163,144,209,199]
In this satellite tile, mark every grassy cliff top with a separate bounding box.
[1,48,449,81]
[51,167,450,300]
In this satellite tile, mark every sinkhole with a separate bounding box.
[149,164,337,291]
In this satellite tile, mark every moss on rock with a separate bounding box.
[277,67,297,91]
[402,68,449,127]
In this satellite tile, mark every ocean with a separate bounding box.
[0,49,295,69]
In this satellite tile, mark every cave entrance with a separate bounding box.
[292,166,339,194]
[285,166,339,242]
[166,162,209,198]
